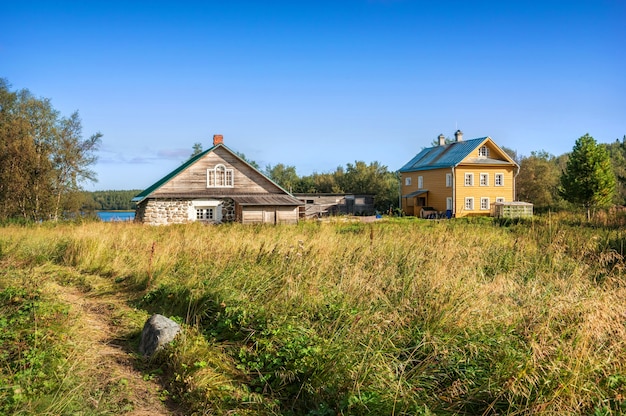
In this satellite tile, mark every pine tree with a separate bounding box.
[559,134,616,220]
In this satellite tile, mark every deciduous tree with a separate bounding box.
[0,79,101,221]
[516,151,562,209]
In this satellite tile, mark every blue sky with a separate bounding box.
[2,0,625,191]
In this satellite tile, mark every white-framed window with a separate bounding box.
[480,197,490,210]
[207,164,234,188]
[480,173,489,186]
[496,197,505,203]
[190,200,222,222]
[405,176,411,186]
[495,173,504,186]
[464,197,474,210]
[465,173,474,186]
[196,207,214,220]
[446,173,452,187]
[418,176,424,189]
[446,197,453,211]
[478,146,489,157]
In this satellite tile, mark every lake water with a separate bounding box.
[97,211,135,222]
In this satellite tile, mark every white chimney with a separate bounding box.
[438,134,446,146]
[454,130,463,142]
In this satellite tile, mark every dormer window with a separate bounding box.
[478,146,490,158]
[207,164,234,187]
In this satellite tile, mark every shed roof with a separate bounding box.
[402,190,429,198]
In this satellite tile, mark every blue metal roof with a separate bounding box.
[399,137,488,172]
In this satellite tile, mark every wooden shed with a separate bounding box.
[293,193,375,218]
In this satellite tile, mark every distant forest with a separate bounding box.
[81,190,142,211]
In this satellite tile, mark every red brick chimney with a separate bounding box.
[213,134,224,146]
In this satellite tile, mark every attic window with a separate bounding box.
[207,164,234,188]
[478,146,490,158]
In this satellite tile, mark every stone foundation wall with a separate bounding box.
[135,198,237,225]
[135,199,192,225]
[221,198,235,222]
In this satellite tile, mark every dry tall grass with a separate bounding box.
[1,216,625,414]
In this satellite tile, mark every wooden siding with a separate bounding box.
[241,206,298,224]
[401,168,452,215]
[467,140,511,161]
[454,165,515,217]
[153,147,283,196]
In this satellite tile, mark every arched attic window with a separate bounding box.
[207,164,234,187]
[478,146,490,158]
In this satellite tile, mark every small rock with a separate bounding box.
[139,314,181,357]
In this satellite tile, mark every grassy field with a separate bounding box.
[0,214,625,415]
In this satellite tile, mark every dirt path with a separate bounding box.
[54,283,181,415]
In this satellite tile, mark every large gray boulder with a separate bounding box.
[139,314,181,357]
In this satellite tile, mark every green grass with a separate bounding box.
[0,215,625,415]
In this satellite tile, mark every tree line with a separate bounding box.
[81,190,142,211]
[1,78,624,221]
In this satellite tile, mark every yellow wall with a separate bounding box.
[401,168,452,215]
[454,165,515,217]
[402,165,516,217]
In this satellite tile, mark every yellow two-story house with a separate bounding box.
[399,130,519,217]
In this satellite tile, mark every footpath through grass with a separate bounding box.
[0,215,625,415]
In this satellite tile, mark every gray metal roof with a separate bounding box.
[230,195,303,206]
[139,192,303,206]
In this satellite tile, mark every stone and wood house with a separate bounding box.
[133,135,303,225]
[399,130,520,217]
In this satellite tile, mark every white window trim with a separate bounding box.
[464,197,474,211]
[446,197,453,211]
[189,200,223,222]
[446,173,452,187]
[479,173,489,186]
[478,146,490,158]
[495,173,504,187]
[465,173,474,187]
[417,176,424,189]
[207,164,234,188]
[405,177,411,186]
[496,197,505,203]
[480,197,490,210]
